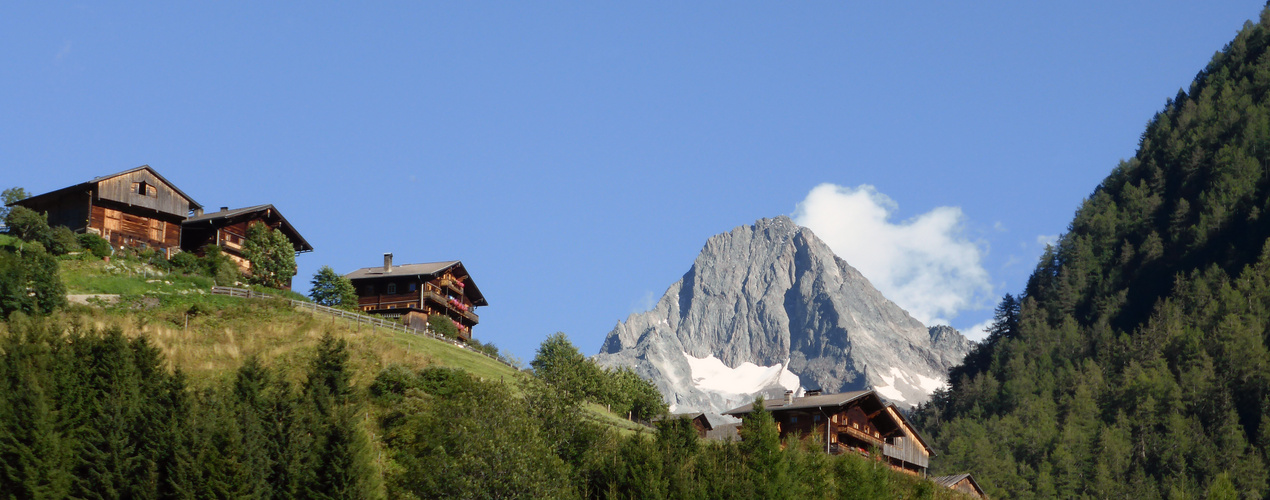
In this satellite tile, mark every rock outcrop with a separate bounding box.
[594,216,972,414]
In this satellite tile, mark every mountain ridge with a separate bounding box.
[595,215,971,414]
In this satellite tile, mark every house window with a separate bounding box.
[133,181,157,198]
[408,283,417,292]
[814,415,821,422]
[790,416,798,423]
[387,283,397,294]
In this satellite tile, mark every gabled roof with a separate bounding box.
[13,165,203,210]
[182,204,313,253]
[723,390,874,415]
[346,260,488,307]
[887,403,936,457]
[346,260,460,280]
[932,473,987,497]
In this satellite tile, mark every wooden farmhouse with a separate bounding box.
[933,473,988,498]
[12,166,202,256]
[656,413,726,439]
[345,254,487,341]
[657,412,742,442]
[724,389,936,476]
[182,204,314,284]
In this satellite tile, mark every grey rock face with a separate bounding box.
[594,216,972,414]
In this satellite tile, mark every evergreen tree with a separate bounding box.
[738,396,790,499]
[309,266,358,310]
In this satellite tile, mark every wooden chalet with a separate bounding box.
[723,389,935,475]
[932,473,988,498]
[345,254,487,341]
[12,165,201,255]
[181,204,314,284]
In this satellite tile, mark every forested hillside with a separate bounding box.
[916,7,1270,499]
[0,228,968,498]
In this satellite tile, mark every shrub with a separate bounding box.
[47,226,80,255]
[76,233,111,258]
[169,251,202,273]
[428,314,461,339]
[202,245,243,285]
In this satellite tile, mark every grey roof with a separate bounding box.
[345,261,461,280]
[182,204,314,253]
[183,204,274,223]
[703,413,740,429]
[932,473,986,495]
[14,165,203,210]
[723,390,874,416]
[653,412,739,431]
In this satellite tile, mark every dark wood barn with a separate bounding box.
[345,254,487,341]
[724,389,935,475]
[12,166,201,255]
[181,204,314,285]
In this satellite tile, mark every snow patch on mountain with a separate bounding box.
[594,216,974,414]
[683,352,800,395]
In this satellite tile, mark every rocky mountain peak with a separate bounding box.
[595,217,971,414]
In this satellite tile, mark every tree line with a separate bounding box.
[915,7,1270,498]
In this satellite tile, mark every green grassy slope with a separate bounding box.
[52,257,523,387]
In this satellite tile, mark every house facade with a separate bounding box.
[723,389,935,476]
[345,254,487,341]
[13,166,202,255]
[182,204,314,283]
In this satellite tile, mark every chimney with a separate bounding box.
[806,388,822,397]
[219,206,228,212]
[784,390,794,404]
[193,208,203,216]
[383,253,393,272]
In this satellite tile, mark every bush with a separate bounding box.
[76,233,111,258]
[169,251,202,274]
[428,314,461,339]
[202,245,244,285]
[48,226,80,256]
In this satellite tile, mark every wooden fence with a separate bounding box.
[209,286,515,368]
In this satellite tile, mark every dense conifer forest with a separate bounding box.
[915,6,1270,499]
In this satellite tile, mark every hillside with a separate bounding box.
[916,7,1270,499]
[0,249,982,498]
[53,257,523,387]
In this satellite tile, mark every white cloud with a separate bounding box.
[1036,234,1058,247]
[631,290,656,314]
[962,318,994,342]
[55,41,72,61]
[792,183,993,327]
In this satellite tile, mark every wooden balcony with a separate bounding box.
[358,290,479,324]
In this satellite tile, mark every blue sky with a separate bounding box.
[2,2,1264,362]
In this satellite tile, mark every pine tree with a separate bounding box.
[309,266,358,310]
